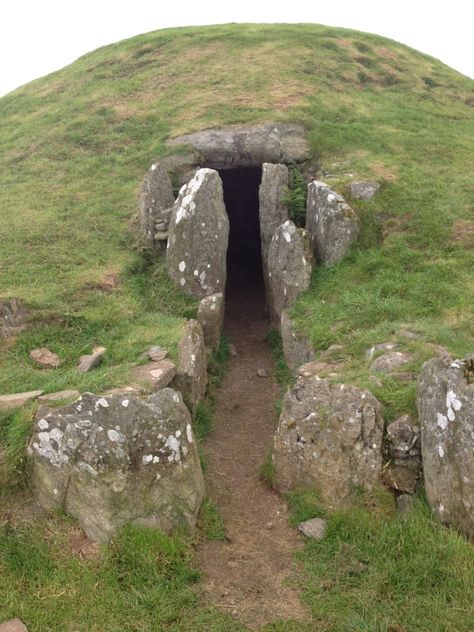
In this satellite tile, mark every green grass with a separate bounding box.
[0,21,473,632]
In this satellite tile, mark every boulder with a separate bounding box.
[280,309,315,374]
[166,168,229,299]
[273,372,384,507]
[0,390,43,412]
[167,123,310,169]
[0,298,28,337]
[306,181,360,265]
[259,163,289,300]
[138,161,175,250]
[29,347,61,369]
[172,320,207,412]
[77,346,106,373]
[27,389,205,542]
[197,292,224,351]
[267,221,313,328]
[349,181,380,200]
[417,354,474,537]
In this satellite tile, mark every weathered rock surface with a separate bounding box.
[197,292,224,351]
[267,221,313,327]
[132,359,177,390]
[350,181,380,200]
[259,163,289,299]
[306,181,360,265]
[138,161,175,250]
[384,413,422,495]
[166,169,229,299]
[27,389,205,542]
[0,298,28,337]
[281,309,314,374]
[167,123,310,169]
[0,619,28,632]
[273,371,384,507]
[371,351,414,373]
[298,517,327,540]
[146,346,168,362]
[38,390,80,403]
[77,346,106,373]
[365,342,399,360]
[0,390,44,412]
[29,347,61,369]
[172,320,207,412]
[417,354,474,537]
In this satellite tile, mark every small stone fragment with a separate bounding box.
[257,368,269,378]
[147,346,168,362]
[29,347,61,369]
[0,619,28,632]
[349,181,380,200]
[298,517,327,540]
[0,390,44,412]
[132,359,176,390]
[229,343,239,357]
[77,346,106,373]
[38,390,80,403]
[365,342,399,360]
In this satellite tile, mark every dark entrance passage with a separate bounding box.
[218,167,264,299]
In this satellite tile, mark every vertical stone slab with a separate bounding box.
[138,161,175,250]
[281,309,315,374]
[306,181,360,265]
[166,169,229,299]
[172,319,208,413]
[197,292,224,352]
[259,163,289,301]
[267,221,313,328]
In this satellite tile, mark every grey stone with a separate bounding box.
[306,181,360,265]
[0,620,28,632]
[172,320,207,412]
[273,372,384,507]
[365,342,399,360]
[146,346,168,362]
[371,351,414,373]
[0,298,28,337]
[27,390,204,543]
[298,517,327,540]
[386,415,420,460]
[0,390,43,412]
[396,493,415,515]
[417,354,474,537]
[298,361,340,378]
[259,163,289,301]
[257,368,269,378]
[132,359,176,390]
[349,181,381,200]
[38,390,81,403]
[166,169,229,299]
[160,151,203,188]
[197,292,224,351]
[29,347,61,369]
[229,344,238,357]
[167,123,310,169]
[138,161,175,250]
[77,346,106,373]
[383,460,420,495]
[281,309,314,374]
[154,230,169,241]
[267,221,313,328]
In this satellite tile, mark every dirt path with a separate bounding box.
[195,280,306,629]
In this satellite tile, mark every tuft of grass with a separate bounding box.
[260,449,276,490]
[197,498,226,541]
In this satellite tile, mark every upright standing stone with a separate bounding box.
[417,354,474,537]
[138,162,175,250]
[197,292,224,351]
[259,163,289,300]
[166,169,229,299]
[267,221,313,328]
[280,309,315,374]
[172,320,208,412]
[306,181,360,265]
[27,390,204,543]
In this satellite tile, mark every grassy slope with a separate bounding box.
[0,23,473,631]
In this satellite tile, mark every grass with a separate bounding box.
[0,20,473,632]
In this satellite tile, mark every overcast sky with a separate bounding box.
[1,0,472,97]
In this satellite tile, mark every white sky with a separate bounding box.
[0,0,473,97]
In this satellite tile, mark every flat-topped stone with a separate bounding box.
[0,390,44,412]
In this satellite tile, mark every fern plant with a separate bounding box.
[281,164,307,227]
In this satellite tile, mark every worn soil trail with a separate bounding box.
[195,275,306,629]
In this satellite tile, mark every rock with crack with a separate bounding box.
[166,168,229,299]
[197,292,224,351]
[138,161,175,250]
[167,122,310,169]
[306,181,360,265]
[172,320,207,412]
[417,353,474,537]
[267,220,313,328]
[259,163,289,301]
[281,309,315,374]
[27,389,204,542]
[273,369,384,508]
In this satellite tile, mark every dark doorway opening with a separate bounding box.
[218,167,265,322]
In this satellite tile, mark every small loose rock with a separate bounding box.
[298,517,327,540]
[146,346,168,362]
[257,368,269,378]
[229,343,239,357]
[29,347,61,369]
[77,346,106,373]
